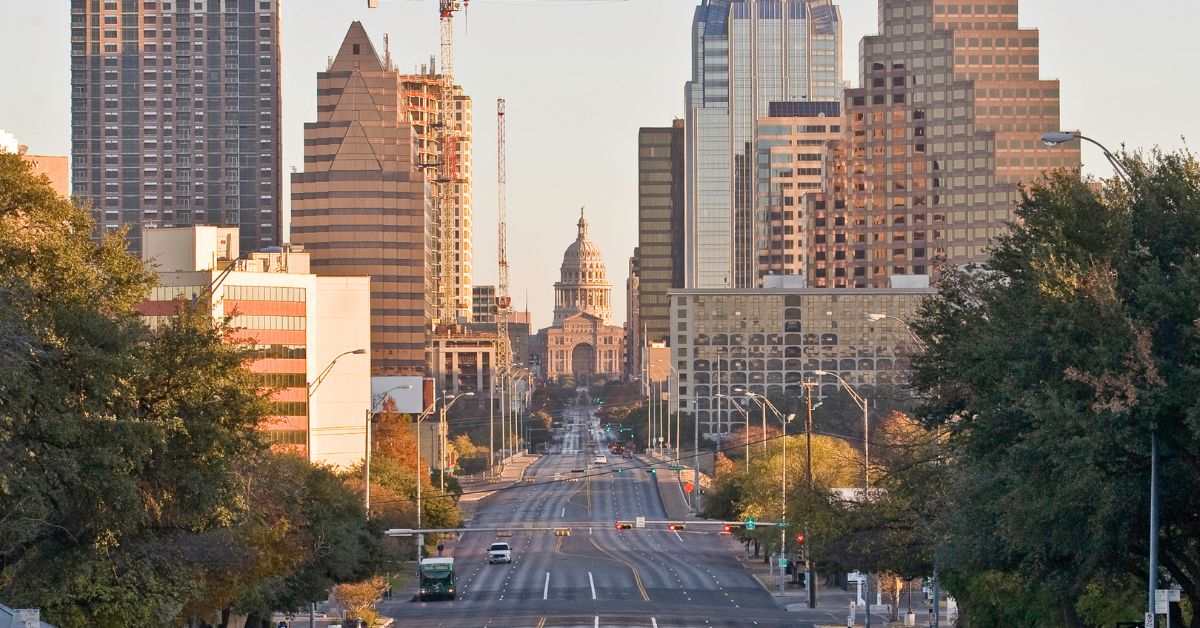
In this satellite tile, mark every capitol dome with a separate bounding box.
[553,208,612,325]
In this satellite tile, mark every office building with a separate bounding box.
[472,284,496,324]
[137,226,370,467]
[625,250,642,379]
[669,280,932,436]
[69,0,282,254]
[291,22,430,376]
[806,0,1079,288]
[685,0,843,290]
[400,68,474,323]
[754,102,843,282]
[636,121,685,350]
[430,329,495,397]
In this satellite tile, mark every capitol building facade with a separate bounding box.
[534,210,626,383]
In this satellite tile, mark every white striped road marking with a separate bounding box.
[561,506,566,517]
[543,572,551,600]
[588,571,597,600]
[651,619,659,628]
[594,617,599,628]
[674,531,683,542]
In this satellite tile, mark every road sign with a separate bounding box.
[683,482,694,493]
[1156,589,1170,614]
[779,557,788,567]
[668,465,684,471]
[1145,612,1155,628]
[777,519,787,528]
[745,517,756,531]
[635,516,646,529]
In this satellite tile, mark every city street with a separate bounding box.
[379,405,799,627]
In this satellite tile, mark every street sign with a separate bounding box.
[1156,589,1170,614]
[683,482,694,493]
[635,516,646,529]
[779,557,788,567]
[776,519,787,528]
[1145,612,1155,628]
[745,517,756,531]
[668,465,684,471]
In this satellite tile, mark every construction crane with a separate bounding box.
[496,98,512,379]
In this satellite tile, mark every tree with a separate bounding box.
[908,150,1200,627]
[332,576,388,626]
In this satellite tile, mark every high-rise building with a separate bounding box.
[291,23,430,376]
[806,0,1079,288]
[399,68,474,323]
[636,121,686,348]
[472,284,497,324]
[69,0,282,254]
[685,0,843,290]
[754,102,843,282]
[625,250,641,379]
[137,226,371,467]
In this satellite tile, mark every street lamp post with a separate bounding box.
[1044,131,1159,626]
[813,369,871,627]
[366,384,415,511]
[439,392,476,492]
[305,348,367,464]
[716,394,751,473]
[734,389,796,597]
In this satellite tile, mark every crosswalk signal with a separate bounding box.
[615,522,633,530]
[667,523,686,531]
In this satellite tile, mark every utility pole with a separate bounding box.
[804,379,816,608]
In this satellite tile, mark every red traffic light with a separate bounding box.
[721,524,733,534]
[667,523,686,531]
[796,533,806,543]
[615,522,633,530]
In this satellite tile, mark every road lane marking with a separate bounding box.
[594,617,599,628]
[674,531,683,542]
[588,571,597,600]
[561,506,566,518]
[651,619,658,628]
[588,537,650,602]
[543,571,551,599]
[535,618,547,628]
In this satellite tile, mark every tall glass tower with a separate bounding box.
[684,0,842,289]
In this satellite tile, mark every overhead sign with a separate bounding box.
[745,517,756,531]
[635,516,646,529]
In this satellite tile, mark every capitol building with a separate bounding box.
[534,210,626,383]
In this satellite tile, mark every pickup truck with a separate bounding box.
[488,542,512,564]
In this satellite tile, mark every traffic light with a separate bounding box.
[795,533,806,544]
[649,468,656,475]
[721,524,733,534]
[615,522,633,530]
[667,523,686,531]
[553,528,572,537]
[617,467,623,473]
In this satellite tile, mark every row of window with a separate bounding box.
[258,372,305,389]
[229,314,306,331]
[224,284,305,302]
[244,343,306,360]
[270,401,307,417]
[266,429,305,445]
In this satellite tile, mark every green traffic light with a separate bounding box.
[649,468,656,475]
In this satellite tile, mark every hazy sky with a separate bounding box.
[2,0,1197,329]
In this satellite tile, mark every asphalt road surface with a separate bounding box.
[380,405,806,628]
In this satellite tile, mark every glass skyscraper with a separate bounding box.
[685,0,842,289]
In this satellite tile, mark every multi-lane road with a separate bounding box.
[381,405,803,627]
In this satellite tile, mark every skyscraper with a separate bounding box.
[69,0,282,254]
[291,23,430,376]
[806,0,1080,288]
[636,122,686,351]
[684,0,843,290]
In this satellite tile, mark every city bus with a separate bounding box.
[418,557,456,601]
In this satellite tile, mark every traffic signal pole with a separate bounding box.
[805,380,817,608]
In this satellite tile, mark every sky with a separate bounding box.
[2,0,1198,330]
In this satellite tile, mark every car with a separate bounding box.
[622,450,633,459]
[488,542,512,564]
[593,454,607,465]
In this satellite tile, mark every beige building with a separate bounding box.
[400,68,474,323]
[754,102,844,282]
[291,23,430,376]
[670,281,931,437]
[806,0,1079,288]
[430,329,495,397]
[137,226,371,468]
[536,211,625,382]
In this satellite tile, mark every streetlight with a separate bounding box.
[306,348,367,463]
[715,393,751,473]
[866,313,926,349]
[439,391,476,492]
[1041,130,1133,185]
[1045,131,1157,626]
[813,369,873,628]
[734,387,781,456]
[365,384,413,511]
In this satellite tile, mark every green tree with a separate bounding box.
[908,150,1200,627]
